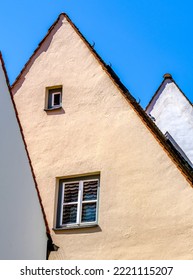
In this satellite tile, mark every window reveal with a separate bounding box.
[47,87,62,109]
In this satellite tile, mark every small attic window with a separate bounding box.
[45,86,62,110]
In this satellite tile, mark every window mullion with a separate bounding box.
[77,181,83,224]
[51,94,54,107]
[82,200,97,204]
[96,180,100,223]
[60,183,65,226]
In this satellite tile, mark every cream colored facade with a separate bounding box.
[12,14,193,259]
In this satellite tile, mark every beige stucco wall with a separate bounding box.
[13,15,193,259]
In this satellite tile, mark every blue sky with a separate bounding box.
[0,0,193,107]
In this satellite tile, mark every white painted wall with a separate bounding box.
[0,60,48,259]
[146,78,193,165]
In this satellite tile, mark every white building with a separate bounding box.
[146,73,193,167]
[0,53,50,259]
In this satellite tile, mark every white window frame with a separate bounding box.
[51,92,62,108]
[59,178,99,228]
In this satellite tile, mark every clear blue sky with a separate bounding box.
[0,0,193,108]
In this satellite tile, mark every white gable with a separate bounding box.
[146,77,193,164]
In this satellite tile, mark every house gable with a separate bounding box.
[146,74,193,165]
[11,14,193,259]
[12,14,193,184]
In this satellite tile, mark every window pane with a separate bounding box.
[83,180,98,201]
[62,204,77,224]
[81,202,96,222]
[53,94,60,105]
[64,183,79,203]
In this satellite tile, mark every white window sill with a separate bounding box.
[44,106,62,111]
[53,223,98,231]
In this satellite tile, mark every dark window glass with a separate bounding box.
[64,183,79,203]
[53,94,60,106]
[62,204,77,224]
[83,180,98,201]
[81,203,96,222]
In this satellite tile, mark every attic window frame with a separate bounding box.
[45,86,62,111]
[55,175,100,230]
[52,92,61,107]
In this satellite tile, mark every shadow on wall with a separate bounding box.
[45,108,65,115]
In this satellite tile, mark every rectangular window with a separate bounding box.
[56,175,100,228]
[52,92,61,107]
[46,87,62,110]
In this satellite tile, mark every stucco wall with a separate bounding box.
[0,61,47,259]
[13,15,193,259]
[146,79,193,164]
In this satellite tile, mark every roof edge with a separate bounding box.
[11,13,66,89]
[146,74,193,111]
[173,79,193,108]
